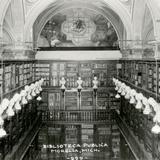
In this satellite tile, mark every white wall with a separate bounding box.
[36,50,122,60]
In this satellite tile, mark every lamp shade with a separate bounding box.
[14,102,21,111]
[31,90,36,97]
[121,90,126,96]
[6,107,15,117]
[0,116,4,126]
[142,97,149,106]
[20,90,26,97]
[135,93,144,101]
[20,90,28,105]
[13,93,21,102]
[135,101,142,109]
[25,85,30,92]
[130,96,135,104]
[21,97,27,105]
[37,96,42,101]
[8,99,15,108]
[153,112,160,123]
[1,98,9,111]
[148,97,158,112]
[152,123,160,134]
[130,89,136,97]
[27,91,32,100]
[0,126,7,138]
[115,86,118,91]
[115,94,120,99]
[143,105,151,115]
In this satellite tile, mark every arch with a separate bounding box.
[132,0,146,41]
[33,5,124,47]
[146,0,160,41]
[2,27,15,44]
[141,5,155,42]
[0,0,11,37]
[24,0,132,42]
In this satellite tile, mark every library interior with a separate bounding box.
[1,0,160,160]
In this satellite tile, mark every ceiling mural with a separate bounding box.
[39,8,118,47]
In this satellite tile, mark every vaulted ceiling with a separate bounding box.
[0,0,160,49]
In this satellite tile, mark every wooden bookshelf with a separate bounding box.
[35,60,119,111]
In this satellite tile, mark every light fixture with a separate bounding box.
[26,85,32,100]
[151,123,160,134]
[121,89,126,96]
[135,100,143,109]
[13,93,21,111]
[125,91,131,99]
[6,98,15,117]
[1,98,10,112]
[115,93,120,99]
[143,104,152,115]
[14,101,21,111]
[115,86,119,91]
[35,82,40,94]
[153,110,160,123]
[20,90,28,105]
[0,125,7,138]
[135,93,144,109]
[37,96,42,101]
[129,96,136,104]
[148,97,159,112]
[0,116,4,126]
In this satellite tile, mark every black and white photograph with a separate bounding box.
[0,0,160,160]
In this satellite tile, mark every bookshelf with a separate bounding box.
[35,60,119,111]
[81,90,93,110]
[0,61,36,97]
[65,91,78,110]
[35,63,50,86]
[118,59,160,159]
[0,59,40,159]
[119,60,160,95]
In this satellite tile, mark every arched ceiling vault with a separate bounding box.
[0,0,11,37]
[1,0,160,45]
[33,2,124,45]
[24,0,132,42]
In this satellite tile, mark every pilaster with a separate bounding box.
[0,42,36,60]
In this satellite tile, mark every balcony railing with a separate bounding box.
[41,110,110,123]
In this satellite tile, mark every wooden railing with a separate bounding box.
[41,110,110,123]
[114,110,153,160]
